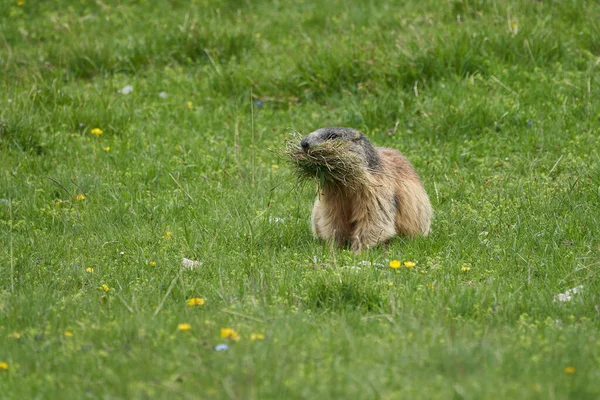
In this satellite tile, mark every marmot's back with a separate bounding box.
[290,127,432,251]
[376,147,432,237]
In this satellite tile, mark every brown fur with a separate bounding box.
[301,128,432,251]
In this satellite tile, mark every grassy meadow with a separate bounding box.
[1,0,600,398]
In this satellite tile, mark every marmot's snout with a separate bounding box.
[300,137,310,151]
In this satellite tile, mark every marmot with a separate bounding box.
[294,127,432,251]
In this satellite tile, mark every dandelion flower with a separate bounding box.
[64,331,73,337]
[404,261,416,268]
[426,283,434,291]
[272,164,279,169]
[10,332,21,339]
[461,265,471,271]
[187,101,193,109]
[164,231,172,239]
[75,194,86,201]
[103,146,110,152]
[90,128,103,136]
[564,366,575,374]
[389,260,401,269]
[85,267,94,273]
[187,297,205,307]
[178,323,191,331]
[17,0,24,6]
[386,281,394,287]
[149,261,156,267]
[101,284,110,292]
[220,328,240,341]
[0,362,7,371]
[250,333,265,341]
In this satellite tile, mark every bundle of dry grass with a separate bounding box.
[284,133,369,190]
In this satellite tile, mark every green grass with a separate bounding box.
[1,0,599,398]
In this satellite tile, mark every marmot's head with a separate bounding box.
[300,127,380,170]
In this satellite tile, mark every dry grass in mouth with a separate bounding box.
[284,133,369,190]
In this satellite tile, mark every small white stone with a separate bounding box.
[159,92,168,99]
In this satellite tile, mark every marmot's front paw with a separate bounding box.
[350,237,369,253]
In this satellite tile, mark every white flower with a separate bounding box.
[215,344,229,351]
[159,92,168,99]
[120,85,134,95]
[553,285,584,302]
[181,258,202,270]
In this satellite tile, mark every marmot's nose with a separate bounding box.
[301,138,310,151]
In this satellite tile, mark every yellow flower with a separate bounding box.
[85,267,94,273]
[64,331,73,337]
[164,231,172,239]
[10,332,21,339]
[178,323,191,331]
[271,164,279,169]
[101,284,110,292]
[461,265,471,271]
[55,199,63,206]
[187,101,193,109]
[0,362,8,371]
[564,366,575,374]
[187,297,205,306]
[75,194,85,201]
[255,33,261,38]
[149,261,157,267]
[250,333,265,341]
[404,261,416,268]
[220,328,240,341]
[90,128,103,136]
[387,281,394,287]
[426,283,434,291]
[103,146,110,152]
[389,260,401,269]
[17,0,24,6]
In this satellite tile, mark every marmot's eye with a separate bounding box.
[326,133,339,140]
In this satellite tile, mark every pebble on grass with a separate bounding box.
[215,344,229,351]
